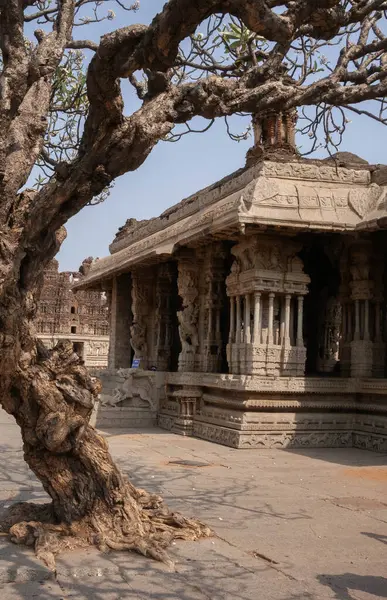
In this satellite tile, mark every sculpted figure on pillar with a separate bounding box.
[130,321,147,360]
[177,250,199,371]
[130,270,153,366]
[177,304,199,352]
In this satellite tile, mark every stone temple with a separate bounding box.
[35,258,109,369]
[74,112,387,450]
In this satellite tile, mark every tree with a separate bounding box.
[1,0,387,569]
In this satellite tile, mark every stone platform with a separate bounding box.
[159,373,387,450]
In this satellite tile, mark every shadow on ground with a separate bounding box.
[317,573,387,599]
[286,447,387,467]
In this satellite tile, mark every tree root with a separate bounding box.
[0,482,212,571]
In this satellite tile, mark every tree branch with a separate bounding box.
[1,0,76,223]
[66,38,98,51]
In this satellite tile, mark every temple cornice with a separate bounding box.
[74,158,383,292]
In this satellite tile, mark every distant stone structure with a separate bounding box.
[35,258,109,368]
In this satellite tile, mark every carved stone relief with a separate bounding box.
[101,369,156,410]
[152,262,176,371]
[130,270,154,366]
[177,250,200,371]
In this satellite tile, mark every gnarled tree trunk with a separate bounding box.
[0,273,209,570]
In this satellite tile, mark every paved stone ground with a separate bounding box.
[1,409,387,599]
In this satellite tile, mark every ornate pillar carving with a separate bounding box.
[253,292,261,344]
[177,250,199,372]
[130,269,153,369]
[152,262,175,371]
[199,242,228,373]
[244,293,251,344]
[348,241,375,378]
[267,293,275,346]
[235,296,242,344]
[284,294,291,347]
[296,295,304,347]
[226,235,310,376]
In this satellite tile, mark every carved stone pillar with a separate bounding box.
[253,292,261,344]
[108,274,132,369]
[229,296,235,342]
[152,262,175,371]
[244,293,251,344]
[177,250,199,372]
[296,296,304,347]
[267,293,275,345]
[354,300,360,341]
[349,242,374,378]
[236,295,242,344]
[227,296,236,372]
[130,269,154,369]
[226,235,310,377]
[284,294,291,347]
[317,296,341,375]
[199,243,228,373]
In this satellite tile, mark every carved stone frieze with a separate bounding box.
[261,161,370,184]
[157,414,175,431]
[156,372,387,452]
[238,432,353,449]
[353,432,387,453]
[226,235,309,297]
[87,340,109,356]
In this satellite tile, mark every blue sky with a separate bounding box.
[56,1,387,271]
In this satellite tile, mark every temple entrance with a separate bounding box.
[299,237,341,376]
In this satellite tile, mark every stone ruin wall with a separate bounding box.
[34,258,110,368]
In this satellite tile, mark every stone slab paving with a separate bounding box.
[1,409,387,599]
